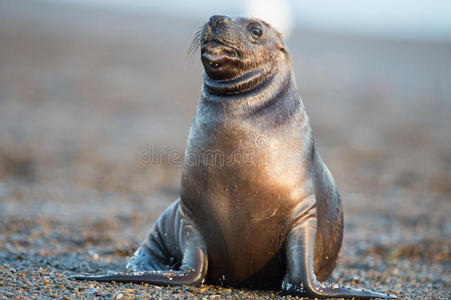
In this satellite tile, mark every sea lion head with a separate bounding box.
[189,15,290,96]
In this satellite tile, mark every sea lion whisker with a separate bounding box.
[186,27,203,61]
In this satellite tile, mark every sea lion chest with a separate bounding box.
[180,101,312,285]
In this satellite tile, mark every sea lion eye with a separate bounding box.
[249,24,263,38]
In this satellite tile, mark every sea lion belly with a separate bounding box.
[180,102,311,285]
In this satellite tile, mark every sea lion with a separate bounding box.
[71,15,395,299]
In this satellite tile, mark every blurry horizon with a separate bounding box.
[58,0,451,42]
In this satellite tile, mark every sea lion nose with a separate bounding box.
[209,15,231,29]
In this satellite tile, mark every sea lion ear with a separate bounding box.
[277,43,286,53]
[272,29,286,53]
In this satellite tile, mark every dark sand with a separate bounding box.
[0,1,450,299]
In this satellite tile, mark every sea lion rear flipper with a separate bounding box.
[70,246,207,285]
[282,196,396,299]
[70,224,208,286]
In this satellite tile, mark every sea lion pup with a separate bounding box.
[71,15,395,299]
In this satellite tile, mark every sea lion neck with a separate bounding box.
[200,64,293,111]
[202,65,275,96]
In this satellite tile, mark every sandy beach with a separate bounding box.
[0,1,450,298]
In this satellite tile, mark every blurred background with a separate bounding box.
[0,0,450,298]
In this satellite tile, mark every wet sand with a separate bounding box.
[0,1,450,299]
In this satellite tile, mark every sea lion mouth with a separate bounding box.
[200,41,240,72]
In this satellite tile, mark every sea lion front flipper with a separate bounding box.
[70,224,208,286]
[282,197,395,299]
